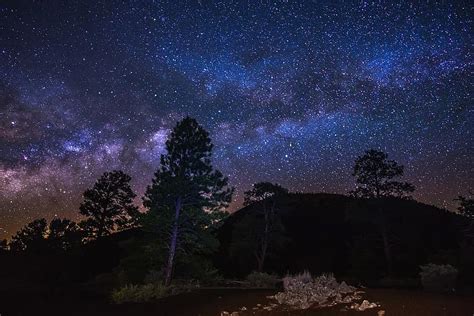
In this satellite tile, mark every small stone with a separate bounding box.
[352,300,379,311]
[230,312,239,316]
[240,306,247,311]
[378,310,386,316]
[220,312,230,316]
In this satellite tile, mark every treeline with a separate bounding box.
[1,117,232,286]
[1,117,472,287]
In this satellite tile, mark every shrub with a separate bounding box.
[274,273,357,310]
[283,270,312,289]
[196,265,223,285]
[378,277,419,289]
[85,272,119,295]
[419,263,458,292]
[144,269,162,284]
[111,283,168,304]
[168,279,200,294]
[173,255,222,285]
[246,271,279,288]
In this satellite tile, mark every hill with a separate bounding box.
[1,193,471,288]
[215,193,473,285]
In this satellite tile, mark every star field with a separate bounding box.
[1,1,472,239]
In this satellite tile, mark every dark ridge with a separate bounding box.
[215,193,471,285]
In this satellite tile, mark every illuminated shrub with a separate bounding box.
[419,263,458,292]
[111,283,168,304]
[274,273,358,309]
[246,271,279,288]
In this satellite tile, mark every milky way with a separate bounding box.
[1,1,472,239]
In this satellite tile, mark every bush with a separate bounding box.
[378,277,419,289]
[196,265,223,285]
[274,273,358,309]
[246,271,279,288]
[144,269,162,284]
[174,255,223,285]
[111,283,168,304]
[84,272,120,295]
[419,263,458,292]
[283,270,312,289]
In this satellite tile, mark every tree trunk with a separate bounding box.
[256,253,264,272]
[257,239,268,272]
[257,206,270,272]
[98,195,111,238]
[375,201,392,276]
[164,197,181,286]
[97,213,106,238]
[380,221,393,276]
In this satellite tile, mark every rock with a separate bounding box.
[377,310,386,316]
[351,300,379,311]
[220,312,230,316]
[338,281,356,294]
[230,312,239,316]
[342,295,354,303]
[240,306,247,311]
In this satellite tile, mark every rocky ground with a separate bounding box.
[0,283,473,315]
[220,274,383,315]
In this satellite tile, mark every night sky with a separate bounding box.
[1,1,472,239]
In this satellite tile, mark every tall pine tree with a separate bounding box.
[143,117,233,286]
[350,149,415,199]
[350,149,415,276]
[231,182,288,272]
[9,219,48,253]
[79,170,139,239]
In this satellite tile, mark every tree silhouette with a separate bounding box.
[456,195,473,219]
[143,117,233,286]
[48,218,82,251]
[9,218,48,253]
[350,149,415,199]
[456,195,474,243]
[350,149,415,276]
[79,170,139,239]
[231,182,288,272]
[0,239,8,251]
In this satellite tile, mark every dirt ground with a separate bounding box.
[0,287,472,316]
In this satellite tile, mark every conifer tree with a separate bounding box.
[9,218,48,253]
[80,170,139,238]
[232,182,288,272]
[143,117,233,286]
[351,149,415,199]
[350,149,415,276]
